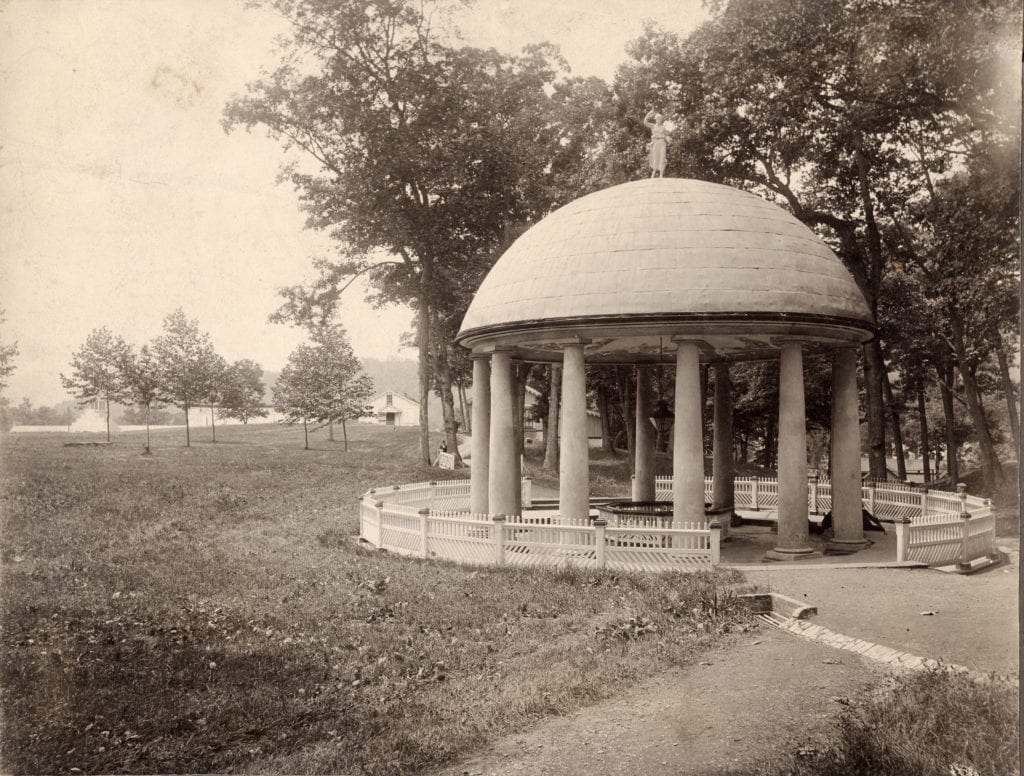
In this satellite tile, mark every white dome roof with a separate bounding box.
[457,178,873,360]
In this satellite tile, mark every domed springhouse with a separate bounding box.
[457,177,874,560]
[360,177,998,571]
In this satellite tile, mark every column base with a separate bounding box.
[824,537,871,555]
[764,547,822,562]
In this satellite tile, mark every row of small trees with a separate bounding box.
[60,310,266,449]
[60,309,373,451]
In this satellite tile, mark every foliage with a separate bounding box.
[273,326,374,447]
[60,327,131,406]
[218,359,269,424]
[225,0,570,464]
[0,307,18,395]
[150,309,224,446]
[8,398,77,426]
[60,327,132,441]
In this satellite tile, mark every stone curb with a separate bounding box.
[761,613,1010,683]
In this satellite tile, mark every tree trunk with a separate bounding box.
[935,362,959,483]
[145,403,151,454]
[416,281,432,465]
[994,334,1020,450]
[543,364,561,472]
[105,398,111,443]
[863,342,887,479]
[513,363,532,458]
[184,403,191,447]
[917,385,930,483]
[881,370,906,480]
[342,419,348,452]
[762,412,776,469]
[948,307,1003,492]
[328,419,335,442]
[303,418,309,450]
[619,368,635,467]
[211,406,216,443]
[597,383,613,452]
[430,315,464,467]
[457,379,469,435]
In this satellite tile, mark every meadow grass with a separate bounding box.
[750,666,1019,776]
[1,424,753,775]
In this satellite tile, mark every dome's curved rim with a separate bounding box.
[456,310,876,348]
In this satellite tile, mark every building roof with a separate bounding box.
[457,178,874,363]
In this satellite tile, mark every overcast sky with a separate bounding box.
[0,0,708,406]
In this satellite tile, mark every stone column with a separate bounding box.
[560,343,590,521]
[487,350,518,518]
[470,353,491,515]
[672,341,705,525]
[633,365,656,502]
[827,347,869,553]
[510,359,524,517]
[767,342,819,561]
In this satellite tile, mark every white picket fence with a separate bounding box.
[359,476,997,571]
[359,478,720,571]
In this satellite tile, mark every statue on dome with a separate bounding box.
[643,108,669,178]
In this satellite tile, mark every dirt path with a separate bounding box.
[429,627,886,776]
[429,543,1018,776]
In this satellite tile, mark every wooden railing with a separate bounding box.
[358,479,720,571]
[359,477,996,571]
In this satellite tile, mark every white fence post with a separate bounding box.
[894,517,910,562]
[493,515,506,566]
[809,470,819,514]
[920,487,929,517]
[957,482,968,514]
[751,476,759,510]
[956,511,972,572]
[594,518,607,569]
[522,477,533,508]
[419,507,430,559]
[867,481,876,515]
[709,518,722,564]
[986,500,1001,562]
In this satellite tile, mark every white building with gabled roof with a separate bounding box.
[364,391,420,427]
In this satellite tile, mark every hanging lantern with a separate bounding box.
[648,397,674,436]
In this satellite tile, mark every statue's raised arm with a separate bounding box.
[644,108,668,178]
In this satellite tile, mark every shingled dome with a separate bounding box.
[457,178,874,362]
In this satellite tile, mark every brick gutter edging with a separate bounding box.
[760,612,1007,683]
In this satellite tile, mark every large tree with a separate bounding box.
[609,0,1020,479]
[224,0,563,465]
[60,327,131,442]
[151,309,223,447]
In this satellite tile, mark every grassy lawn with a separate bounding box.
[1,424,752,775]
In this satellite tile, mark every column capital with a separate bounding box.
[475,345,516,356]
[470,351,493,361]
[670,337,715,357]
[771,336,810,348]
